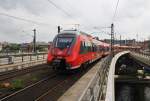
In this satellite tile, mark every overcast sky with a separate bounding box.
[0,0,150,43]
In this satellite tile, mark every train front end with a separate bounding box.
[47,31,78,70]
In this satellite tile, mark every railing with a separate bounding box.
[0,59,46,72]
[0,52,47,66]
[80,56,113,101]
[131,51,150,59]
[130,51,150,66]
[140,51,150,57]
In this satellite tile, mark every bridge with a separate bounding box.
[0,51,150,101]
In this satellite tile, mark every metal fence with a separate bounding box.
[130,52,150,66]
[0,52,47,66]
[136,50,150,56]
[79,55,113,101]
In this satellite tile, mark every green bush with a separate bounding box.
[11,79,24,89]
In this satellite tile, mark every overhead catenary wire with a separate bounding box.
[0,12,50,26]
[46,0,83,31]
[63,0,94,25]
[46,0,93,30]
[112,0,120,23]
[47,0,74,19]
[92,0,121,34]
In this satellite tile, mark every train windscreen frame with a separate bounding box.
[54,37,75,49]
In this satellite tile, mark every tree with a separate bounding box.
[3,44,20,53]
[9,44,20,51]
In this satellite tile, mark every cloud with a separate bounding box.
[0,0,150,43]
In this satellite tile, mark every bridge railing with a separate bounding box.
[130,51,150,66]
[80,56,112,101]
[132,51,150,59]
[0,52,47,66]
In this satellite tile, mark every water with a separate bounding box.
[116,85,133,101]
[116,84,150,101]
[144,87,150,101]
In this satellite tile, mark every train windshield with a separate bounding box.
[55,37,74,49]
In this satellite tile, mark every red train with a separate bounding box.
[47,30,140,71]
[47,30,110,70]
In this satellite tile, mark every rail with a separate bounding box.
[0,52,47,66]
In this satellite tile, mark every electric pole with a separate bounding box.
[136,34,138,45]
[111,23,114,56]
[33,29,36,53]
[120,35,121,46]
[58,26,61,34]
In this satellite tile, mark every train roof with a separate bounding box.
[92,38,110,46]
[61,30,79,34]
[60,30,110,46]
[61,30,92,37]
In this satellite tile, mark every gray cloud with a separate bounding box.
[0,0,150,43]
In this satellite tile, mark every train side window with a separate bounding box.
[80,41,88,54]
[95,45,97,52]
[85,41,88,53]
[84,41,87,53]
[89,42,92,52]
[80,41,92,53]
[92,44,94,52]
[87,42,91,52]
[86,42,89,53]
[79,41,84,54]
[93,44,97,52]
[94,45,96,52]
[96,46,98,52]
[99,46,102,51]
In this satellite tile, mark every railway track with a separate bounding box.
[0,72,57,101]
[0,56,103,101]
[0,64,49,82]
[35,74,80,101]
[0,72,82,101]
[0,59,101,101]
